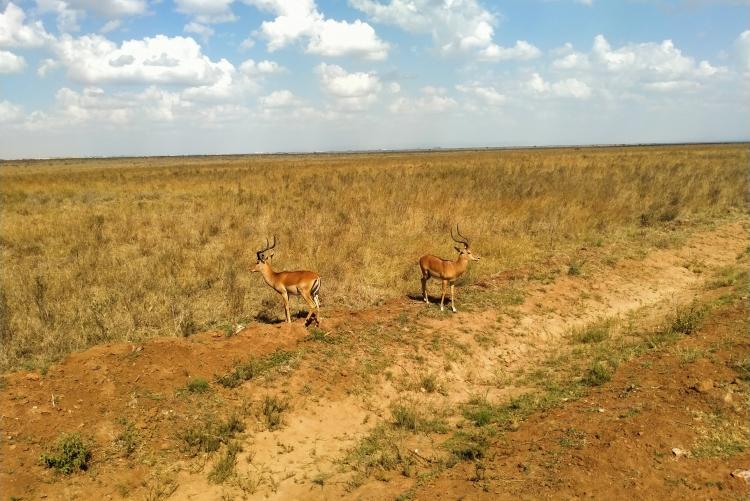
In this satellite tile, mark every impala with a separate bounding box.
[252,236,321,326]
[419,225,480,312]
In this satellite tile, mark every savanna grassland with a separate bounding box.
[0,144,747,372]
[1,144,749,501]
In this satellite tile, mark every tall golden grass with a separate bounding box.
[0,144,747,371]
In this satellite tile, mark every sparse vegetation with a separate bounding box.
[572,321,611,344]
[40,432,92,474]
[180,414,245,456]
[216,350,296,388]
[114,418,139,457]
[208,442,242,484]
[1,145,746,370]
[185,377,210,394]
[260,395,290,430]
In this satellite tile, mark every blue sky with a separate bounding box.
[0,0,748,158]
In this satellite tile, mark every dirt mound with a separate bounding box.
[414,302,749,500]
[1,220,748,500]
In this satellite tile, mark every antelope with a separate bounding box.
[419,225,480,312]
[251,236,321,326]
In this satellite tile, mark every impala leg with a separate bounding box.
[450,284,457,313]
[301,291,317,327]
[421,275,429,303]
[440,280,447,312]
[281,291,291,324]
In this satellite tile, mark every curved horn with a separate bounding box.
[451,224,469,246]
[269,235,277,250]
[456,224,470,246]
[258,235,277,255]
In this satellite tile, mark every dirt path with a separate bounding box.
[1,220,747,500]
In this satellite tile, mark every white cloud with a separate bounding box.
[37,57,61,76]
[591,34,721,79]
[240,58,284,75]
[643,80,701,92]
[100,19,122,33]
[390,85,458,113]
[184,21,215,42]
[316,62,382,110]
[525,73,592,99]
[0,2,53,48]
[63,0,147,17]
[53,34,234,86]
[259,89,296,107]
[735,30,750,73]
[0,49,25,73]
[175,0,236,24]
[479,40,541,61]
[456,83,505,105]
[0,99,23,123]
[246,0,389,60]
[351,0,539,61]
[552,51,590,70]
[36,0,147,34]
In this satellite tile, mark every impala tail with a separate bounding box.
[311,277,321,305]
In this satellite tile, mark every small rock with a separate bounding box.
[25,373,40,381]
[597,407,605,413]
[693,380,713,393]
[731,469,750,484]
[723,392,733,404]
[637,431,644,436]
[672,447,689,458]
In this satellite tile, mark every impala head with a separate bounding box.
[451,224,480,261]
[252,235,277,272]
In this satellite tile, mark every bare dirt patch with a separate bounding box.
[1,220,748,500]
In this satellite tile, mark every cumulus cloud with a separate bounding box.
[184,21,215,42]
[245,0,389,60]
[479,40,541,62]
[0,49,25,73]
[525,73,592,99]
[36,0,147,34]
[175,0,236,24]
[53,34,233,86]
[456,82,505,105]
[0,99,23,123]
[316,62,382,110]
[390,85,458,113]
[735,30,750,73]
[259,89,297,108]
[1,3,53,48]
[240,58,284,75]
[351,0,540,61]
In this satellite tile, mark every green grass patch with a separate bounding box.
[261,395,290,430]
[185,377,210,393]
[180,414,245,456]
[443,430,490,462]
[216,350,296,388]
[582,361,613,386]
[114,418,139,457]
[208,441,242,484]
[345,424,414,477]
[40,432,92,474]
[572,321,611,344]
[391,402,448,434]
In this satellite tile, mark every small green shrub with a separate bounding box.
[443,430,489,461]
[583,362,612,386]
[180,415,245,455]
[261,395,289,430]
[185,377,210,393]
[40,433,92,474]
[208,442,241,484]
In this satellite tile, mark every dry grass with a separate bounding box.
[0,144,747,371]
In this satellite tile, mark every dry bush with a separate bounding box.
[0,145,747,370]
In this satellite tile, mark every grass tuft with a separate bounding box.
[40,432,92,474]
